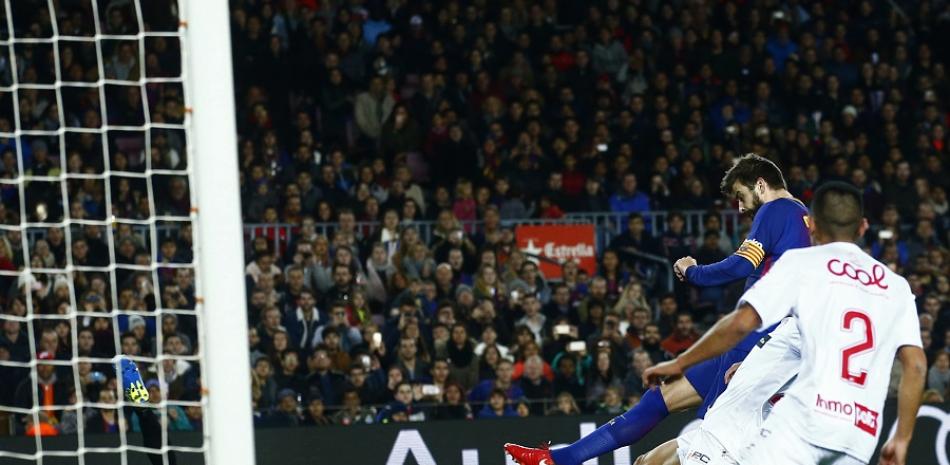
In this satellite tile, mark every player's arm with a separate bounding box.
[680,204,776,286]
[643,304,761,385]
[681,253,756,286]
[879,345,926,465]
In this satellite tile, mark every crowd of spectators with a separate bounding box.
[0,0,949,438]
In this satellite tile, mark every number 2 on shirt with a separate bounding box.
[841,310,874,387]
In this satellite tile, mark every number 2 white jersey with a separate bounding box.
[700,317,800,456]
[738,242,921,463]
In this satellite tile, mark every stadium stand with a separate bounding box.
[2,0,949,432]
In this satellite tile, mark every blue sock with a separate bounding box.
[550,388,669,465]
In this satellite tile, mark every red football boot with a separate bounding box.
[504,442,556,465]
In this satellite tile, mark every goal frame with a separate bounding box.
[183,0,255,463]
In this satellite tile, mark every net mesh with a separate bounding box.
[0,1,207,463]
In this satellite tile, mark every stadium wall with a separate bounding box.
[0,401,946,465]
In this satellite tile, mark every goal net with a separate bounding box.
[0,1,251,464]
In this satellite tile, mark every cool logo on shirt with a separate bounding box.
[826,259,888,289]
[815,393,879,435]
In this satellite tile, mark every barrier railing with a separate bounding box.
[244,209,742,258]
[20,210,741,291]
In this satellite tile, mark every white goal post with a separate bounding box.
[184,0,255,463]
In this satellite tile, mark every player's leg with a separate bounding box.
[544,368,708,465]
[545,385,675,465]
[659,376,703,411]
[506,357,717,465]
[125,405,178,465]
[120,359,178,465]
[634,439,679,465]
[505,359,710,465]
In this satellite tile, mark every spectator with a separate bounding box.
[252,355,278,409]
[477,343,504,381]
[928,351,950,394]
[304,347,344,406]
[546,391,581,416]
[354,76,396,142]
[432,382,473,420]
[608,173,650,215]
[551,354,585,402]
[660,313,700,356]
[264,389,302,427]
[283,288,324,351]
[591,27,627,76]
[321,326,352,372]
[301,398,333,426]
[469,359,523,404]
[624,349,654,397]
[85,388,119,433]
[515,294,546,344]
[319,302,362,349]
[656,294,680,336]
[596,386,626,415]
[585,350,622,410]
[14,351,71,424]
[477,388,518,419]
[442,325,480,391]
[519,355,553,416]
[332,389,376,426]
[377,381,425,423]
[640,324,666,364]
[274,351,306,395]
[389,335,430,385]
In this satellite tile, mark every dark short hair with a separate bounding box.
[322,325,341,338]
[720,153,787,194]
[810,181,863,239]
[332,263,350,273]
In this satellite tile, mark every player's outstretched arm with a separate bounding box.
[880,345,927,465]
[681,199,788,286]
[680,254,756,286]
[643,304,761,385]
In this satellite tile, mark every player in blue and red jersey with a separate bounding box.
[505,154,810,465]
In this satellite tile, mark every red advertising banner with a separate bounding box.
[515,224,597,279]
